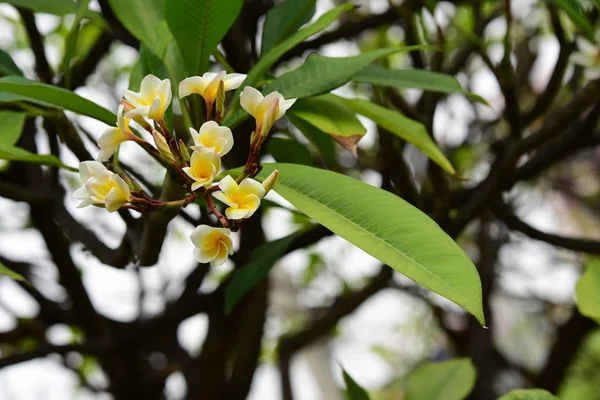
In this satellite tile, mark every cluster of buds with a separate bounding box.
[74,72,296,266]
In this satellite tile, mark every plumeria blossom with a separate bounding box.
[240,87,296,137]
[122,74,172,120]
[213,175,265,220]
[571,32,600,80]
[96,106,136,162]
[179,71,246,106]
[73,161,132,212]
[190,225,233,266]
[190,121,234,156]
[182,147,221,191]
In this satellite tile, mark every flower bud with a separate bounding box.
[258,98,279,142]
[261,170,279,195]
[179,139,191,164]
[215,79,226,122]
[151,130,176,165]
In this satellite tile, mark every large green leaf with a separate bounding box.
[255,163,485,324]
[0,144,77,171]
[342,97,456,175]
[575,259,600,324]
[166,0,243,75]
[0,92,58,109]
[0,111,26,146]
[224,3,355,126]
[0,76,115,125]
[289,115,338,169]
[225,233,297,312]
[60,0,92,87]
[261,0,316,57]
[0,261,26,282]
[0,49,22,77]
[498,389,560,400]
[107,0,165,49]
[1,0,104,24]
[342,368,370,400]
[265,47,430,99]
[289,95,366,155]
[405,359,476,400]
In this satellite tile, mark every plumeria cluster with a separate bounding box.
[74,72,296,266]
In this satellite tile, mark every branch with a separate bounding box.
[17,8,53,83]
[278,267,392,400]
[0,344,102,368]
[492,200,600,254]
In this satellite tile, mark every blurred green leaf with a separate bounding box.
[0,76,115,124]
[107,0,164,49]
[261,0,316,57]
[405,359,476,400]
[60,0,91,88]
[0,111,26,146]
[342,97,456,175]
[267,137,313,165]
[0,49,22,77]
[0,92,57,109]
[255,164,485,325]
[166,0,243,75]
[289,115,338,169]
[0,261,27,282]
[342,368,370,400]
[225,233,297,312]
[290,94,366,155]
[498,389,560,400]
[0,144,78,171]
[129,44,169,90]
[547,0,594,37]
[576,259,600,323]
[1,0,104,24]
[225,3,355,126]
[265,46,433,99]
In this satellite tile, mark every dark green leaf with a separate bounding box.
[267,137,313,165]
[1,0,104,24]
[289,94,366,155]
[0,111,26,146]
[166,0,244,75]
[225,233,297,312]
[0,92,58,109]
[107,0,165,49]
[60,0,92,87]
[575,259,600,324]
[342,368,370,400]
[261,0,316,56]
[498,389,560,400]
[342,97,456,175]
[405,359,476,400]
[0,144,78,171]
[289,115,338,169]
[0,49,22,77]
[547,0,594,37]
[0,261,27,282]
[255,164,485,324]
[225,3,355,126]
[265,46,432,99]
[129,44,169,90]
[0,76,115,125]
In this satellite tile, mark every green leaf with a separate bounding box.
[342,368,370,400]
[0,49,22,77]
[289,115,339,169]
[129,44,169,90]
[341,97,456,175]
[107,0,165,50]
[166,0,244,75]
[224,3,355,126]
[255,163,485,324]
[405,359,476,400]
[265,47,432,99]
[575,259,600,324]
[0,76,115,125]
[498,389,560,400]
[289,94,366,155]
[261,0,316,57]
[225,233,297,312]
[1,0,104,24]
[0,92,58,109]
[60,0,92,88]
[547,0,594,38]
[0,261,26,282]
[0,144,78,171]
[268,137,313,166]
[0,111,26,146]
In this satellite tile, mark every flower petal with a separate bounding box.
[148,96,164,120]
[225,206,250,220]
[105,187,127,212]
[222,73,247,91]
[218,175,238,196]
[190,224,214,248]
[123,90,147,106]
[238,177,265,198]
[278,97,297,119]
[240,86,263,117]
[241,194,261,218]
[212,191,235,207]
[179,76,209,98]
[140,74,161,100]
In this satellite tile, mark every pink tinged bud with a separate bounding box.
[259,98,279,141]
[120,98,136,113]
[261,170,279,195]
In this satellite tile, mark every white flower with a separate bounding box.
[189,121,234,157]
[182,147,221,191]
[73,161,132,212]
[572,34,600,80]
[213,175,265,220]
[179,71,246,106]
[122,74,172,120]
[240,87,296,136]
[190,224,233,266]
[96,106,135,162]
